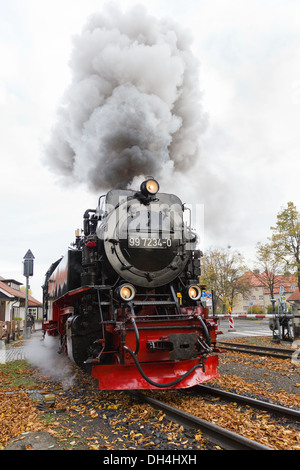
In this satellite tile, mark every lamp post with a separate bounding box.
[23,250,35,339]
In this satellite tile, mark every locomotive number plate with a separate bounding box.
[128,236,172,248]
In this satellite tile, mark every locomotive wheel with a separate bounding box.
[112,353,121,364]
[66,315,102,367]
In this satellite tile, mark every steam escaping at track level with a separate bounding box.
[44,4,207,190]
[24,335,76,390]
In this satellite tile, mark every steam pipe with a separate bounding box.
[83,209,96,236]
[170,284,181,315]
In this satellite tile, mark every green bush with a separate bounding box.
[266,304,276,314]
[247,305,265,315]
[266,303,290,313]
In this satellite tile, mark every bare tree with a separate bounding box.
[201,246,249,313]
[252,241,284,312]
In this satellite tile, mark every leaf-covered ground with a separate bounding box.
[1,336,299,450]
[0,360,211,450]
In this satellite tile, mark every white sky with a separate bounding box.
[1,0,300,301]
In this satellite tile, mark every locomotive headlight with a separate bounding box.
[140,178,159,196]
[116,284,136,302]
[188,285,202,301]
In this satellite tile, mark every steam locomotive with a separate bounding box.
[42,178,219,389]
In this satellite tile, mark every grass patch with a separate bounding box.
[0,360,37,390]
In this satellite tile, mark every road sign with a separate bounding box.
[23,250,35,277]
[201,291,212,307]
[279,285,285,296]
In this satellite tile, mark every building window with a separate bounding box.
[8,282,21,291]
[291,285,296,291]
[251,296,256,300]
[259,295,264,300]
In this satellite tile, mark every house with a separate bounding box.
[0,276,42,322]
[233,271,298,314]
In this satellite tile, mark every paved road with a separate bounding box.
[217,318,273,340]
[0,343,27,363]
[0,330,40,363]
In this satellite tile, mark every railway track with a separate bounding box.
[196,384,300,421]
[217,341,296,359]
[129,391,272,450]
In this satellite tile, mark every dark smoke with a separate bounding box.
[44,4,207,190]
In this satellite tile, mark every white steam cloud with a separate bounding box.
[25,335,76,390]
[44,3,207,190]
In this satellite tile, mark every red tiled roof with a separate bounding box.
[240,272,264,287]
[239,271,297,294]
[287,288,300,302]
[0,278,42,306]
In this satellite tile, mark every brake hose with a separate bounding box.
[123,345,203,388]
[126,305,205,387]
[196,315,211,347]
[130,316,140,355]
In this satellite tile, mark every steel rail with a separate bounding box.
[129,391,272,450]
[217,341,294,359]
[218,341,295,355]
[196,385,300,421]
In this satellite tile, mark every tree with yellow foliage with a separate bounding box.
[270,202,300,290]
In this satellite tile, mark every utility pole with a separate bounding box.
[23,250,35,339]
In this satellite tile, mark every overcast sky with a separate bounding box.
[1,0,299,301]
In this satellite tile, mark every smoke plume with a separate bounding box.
[44,3,207,190]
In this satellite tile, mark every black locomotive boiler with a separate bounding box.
[42,178,220,389]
